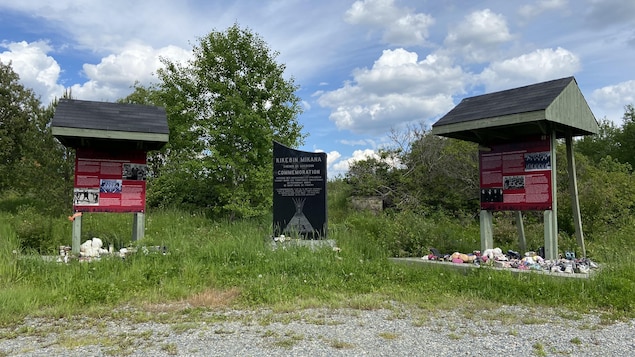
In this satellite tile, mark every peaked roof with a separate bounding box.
[431,77,598,144]
[52,99,169,151]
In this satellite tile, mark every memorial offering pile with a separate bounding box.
[424,247,599,275]
[57,237,168,263]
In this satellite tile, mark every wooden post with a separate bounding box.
[480,209,493,252]
[566,133,586,257]
[132,212,145,241]
[544,131,558,260]
[72,214,82,254]
[515,211,526,253]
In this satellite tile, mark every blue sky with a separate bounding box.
[1,0,635,177]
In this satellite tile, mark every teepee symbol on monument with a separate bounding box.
[283,197,314,235]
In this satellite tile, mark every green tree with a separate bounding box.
[345,149,401,207]
[614,104,635,167]
[0,61,74,214]
[345,126,479,214]
[0,60,42,192]
[576,117,620,164]
[400,129,479,213]
[124,24,304,218]
[576,104,635,171]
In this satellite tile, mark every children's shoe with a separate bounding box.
[576,264,589,274]
[507,250,521,259]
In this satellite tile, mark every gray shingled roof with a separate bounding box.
[52,99,169,151]
[431,77,598,144]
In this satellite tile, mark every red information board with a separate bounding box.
[73,148,147,213]
[479,136,552,211]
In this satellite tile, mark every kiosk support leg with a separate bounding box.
[72,214,82,255]
[566,133,586,257]
[480,209,493,252]
[543,130,559,260]
[515,211,526,254]
[132,212,145,241]
[544,210,558,260]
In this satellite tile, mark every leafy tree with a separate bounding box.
[576,117,620,164]
[614,104,635,167]
[0,60,41,192]
[345,126,479,214]
[0,61,74,214]
[401,130,479,213]
[577,104,635,171]
[124,24,304,218]
[345,149,401,207]
[557,142,635,237]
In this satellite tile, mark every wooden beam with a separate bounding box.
[544,130,559,260]
[480,210,494,252]
[515,211,526,253]
[566,133,586,257]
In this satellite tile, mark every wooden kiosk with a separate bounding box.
[431,77,598,260]
[52,99,169,254]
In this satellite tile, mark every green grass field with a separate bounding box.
[1,204,634,327]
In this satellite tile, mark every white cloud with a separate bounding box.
[589,80,635,124]
[330,146,403,177]
[0,40,65,104]
[0,39,191,104]
[0,1,352,88]
[345,0,434,46]
[444,9,513,63]
[325,150,342,167]
[311,149,343,177]
[0,1,197,53]
[332,149,379,174]
[340,139,377,147]
[68,43,190,101]
[479,47,581,92]
[519,0,568,18]
[317,48,466,134]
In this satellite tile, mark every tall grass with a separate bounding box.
[0,220,22,285]
[0,206,634,326]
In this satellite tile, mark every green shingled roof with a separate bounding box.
[431,77,598,144]
[52,99,169,151]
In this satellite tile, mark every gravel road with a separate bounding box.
[1,304,633,356]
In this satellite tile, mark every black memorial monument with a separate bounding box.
[273,141,327,239]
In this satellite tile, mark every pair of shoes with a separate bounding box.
[538,246,545,258]
[584,258,599,269]
[576,264,590,274]
[430,248,442,259]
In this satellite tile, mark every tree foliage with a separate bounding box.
[0,61,41,192]
[614,104,635,166]
[401,129,479,212]
[345,126,479,214]
[0,61,74,213]
[123,24,304,218]
[577,104,635,170]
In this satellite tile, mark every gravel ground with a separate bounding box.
[1,304,633,356]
